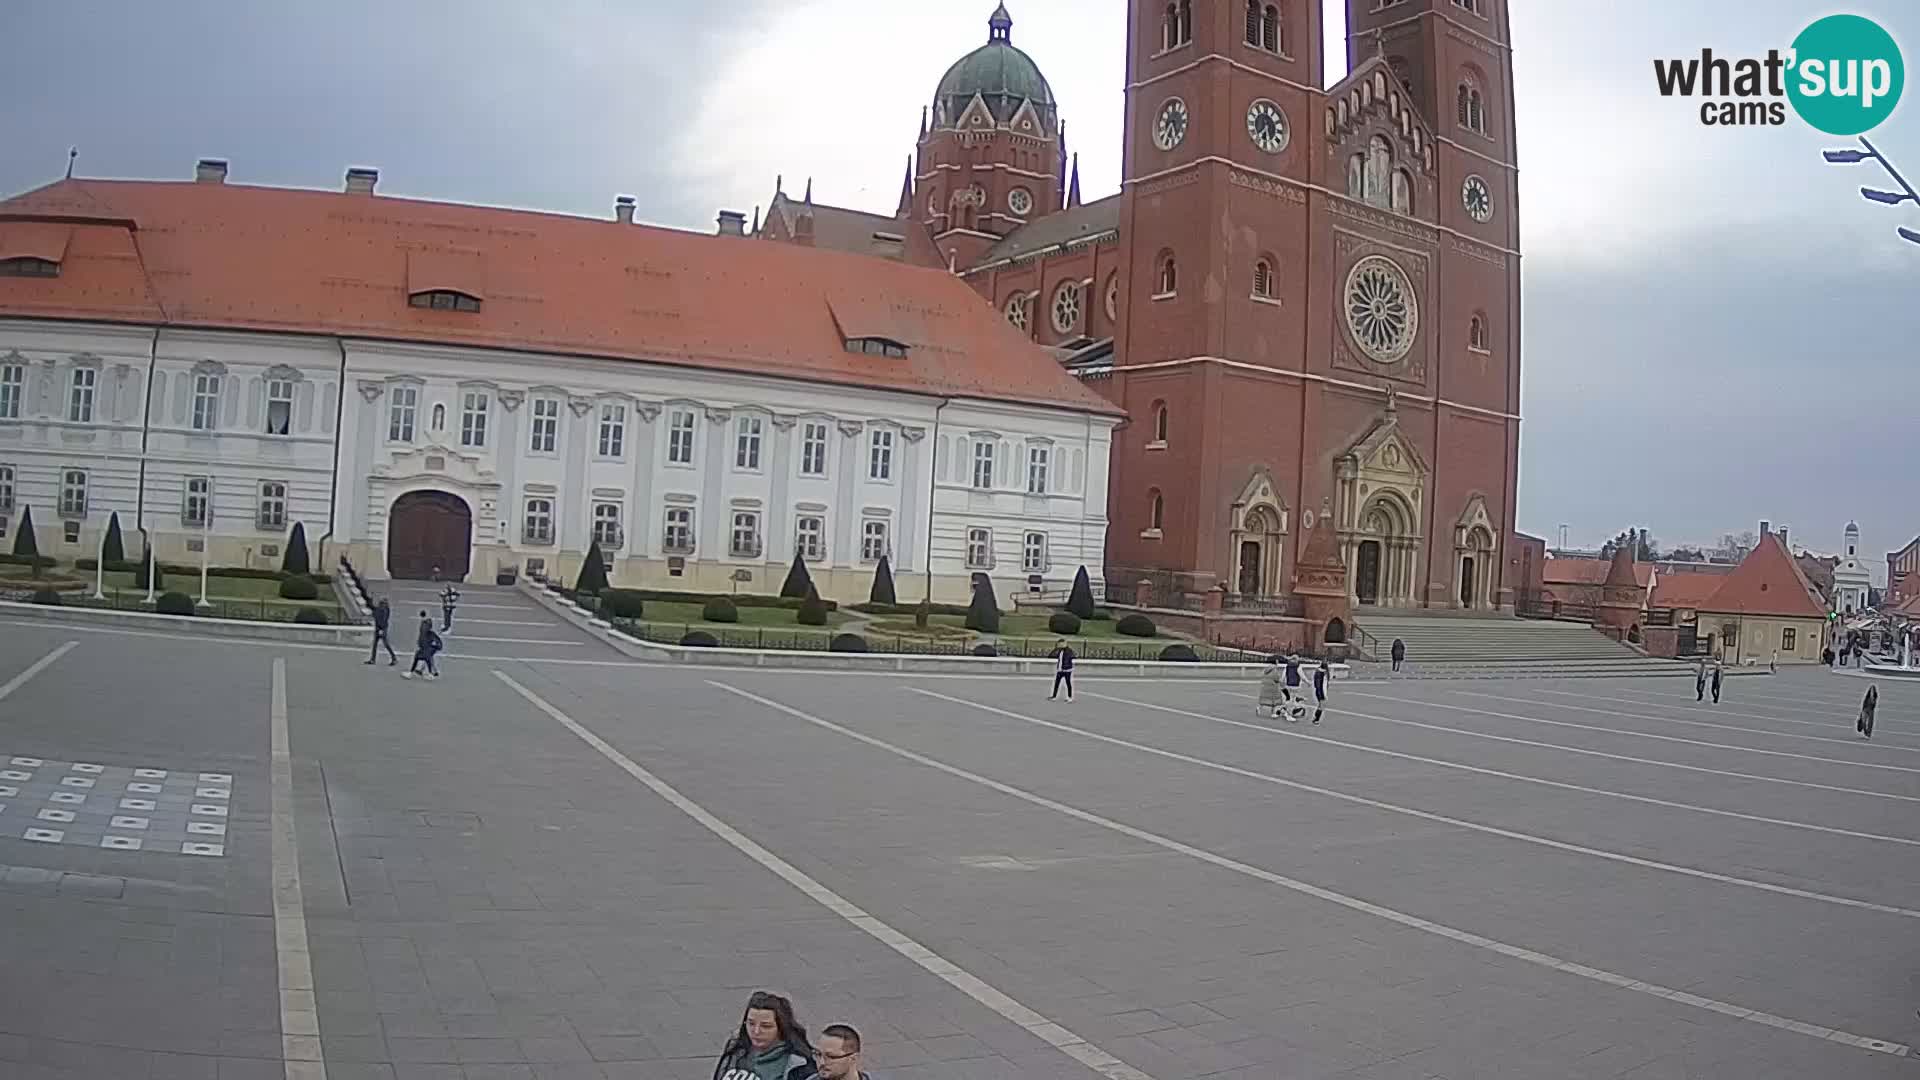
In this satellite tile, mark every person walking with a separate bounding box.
[403,611,441,680]
[1258,655,1284,717]
[1695,658,1708,702]
[1710,660,1723,704]
[1048,639,1076,702]
[364,598,398,666]
[1390,637,1406,673]
[1312,657,1330,725]
[713,991,814,1080]
[1858,684,1878,739]
[440,583,460,632]
[1281,654,1303,721]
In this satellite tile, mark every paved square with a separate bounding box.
[0,753,231,857]
[0,616,1914,1079]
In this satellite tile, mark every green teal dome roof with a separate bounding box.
[934,5,1057,122]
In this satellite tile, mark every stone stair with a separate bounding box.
[1355,612,1677,669]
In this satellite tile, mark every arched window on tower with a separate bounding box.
[1164,1,1191,49]
[1153,403,1169,443]
[1149,489,1166,532]
[1458,74,1487,134]
[1164,3,1179,50]
[1391,169,1412,215]
[1179,1,1192,46]
[1244,1,1260,46]
[1155,251,1178,296]
[1364,136,1392,207]
[1469,313,1489,352]
[1263,5,1281,53]
[1252,257,1275,299]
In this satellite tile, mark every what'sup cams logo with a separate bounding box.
[1655,14,1915,247]
[1653,14,1903,132]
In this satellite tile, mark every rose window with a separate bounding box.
[1344,255,1418,363]
[1006,294,1029,331]
[1051,282,1082,334]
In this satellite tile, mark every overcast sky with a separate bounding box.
[2,1,1914,574]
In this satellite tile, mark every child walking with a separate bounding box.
[403,611,443,679]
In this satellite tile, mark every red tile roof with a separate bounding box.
[1543,557,1652,588]
[1699,532,1829,619]
[1651,570,1725,610]
[0,178,1118,416]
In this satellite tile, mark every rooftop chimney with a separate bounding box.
[1760,520,1771,539]
[344,167,379,195]
[716,210,747,236]
[194,158,228,184]
[615,195,636,224]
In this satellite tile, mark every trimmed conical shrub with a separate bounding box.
[780,551,814,599]
[1066,565,1096,618]
[869,554,897,606]
[282,522,311,576]
[102,511,126,565]
[575,541,609,594]
[12,505,38,560]
[964,574,1000,634]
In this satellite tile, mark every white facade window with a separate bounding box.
[190,373,221,432]
[592,502,622,548]
[184,476,211,527]
[266,378,295,435]
[862,520,888,563]
[735,416,763,470]
[668,410,696,465]
[966,527,992,569]
[1027,445,1050,495]
[59,468,88,516]
[524,498,555,544]
[796,515,825,561]
[460,391,489,448]
[730,511,762,557]
[801,422,829,477]
[0,364,23,420]
[663,506,694,553]
[257,481,287,530]
[529,397,559,453]
[869,428,894,480]
[971,441,995,489]
[1023,531,1048,572]
[0,465,13,511]
[69,368,96,423]
[598,403,627,458]
[388,385,418,442]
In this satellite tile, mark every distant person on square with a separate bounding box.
[365,597,397,666]
[1390,637,1406,672]
[1259,655,1284,717]
[1710,660,1723,704]
[1695,659,1708,702]
[1312,657,1330,725]
[440,582,460,631]
[404,611,441,680]
[1048,638,1076,701]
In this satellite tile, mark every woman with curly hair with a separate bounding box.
[713,990,815,1080]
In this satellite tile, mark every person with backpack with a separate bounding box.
[1048,639,1076,701]
[364,598,397,666]
[403,611,442,680]
[713,991,814,1080]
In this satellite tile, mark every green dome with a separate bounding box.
[933,6,1056,124]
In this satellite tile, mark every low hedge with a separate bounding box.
[293,607,330,625]
[1157,643,1199,662]
[1048,611,1082,635]
[278,575,319,601]
[829,633,869,654]
[154,592,197,616]
[971,643,998,657]
[1116,613,1157,637]
[680,630,719,647]
[850,600,970,618]
[30,587,61,606]
[598,589,646,619]
[74,559,330,584]
[702,597,739,623]
[0,553,56,570]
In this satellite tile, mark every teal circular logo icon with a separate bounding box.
[1787,14,1904,135]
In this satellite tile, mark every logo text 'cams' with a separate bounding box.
[1653,48,1894,127]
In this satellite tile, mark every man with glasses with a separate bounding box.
[813,1023,869,1080]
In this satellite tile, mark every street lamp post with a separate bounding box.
[92,524,106,600]
[197,495,212,608]
[143,537,157,604]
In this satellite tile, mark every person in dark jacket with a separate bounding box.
[1312,658,1330,725]
[713,991,814,1080]
[1049,639,1076,701]
[1710,660,1723,704]
[1858,684,1878,739]
[403,611,441,679]
[1281,655,1304,721]
[364,598,397,666]
[1695,659,1708,702]
[1390,637,1406,672]
[440,584,460,632]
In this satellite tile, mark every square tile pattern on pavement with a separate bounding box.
[0,754,230,856]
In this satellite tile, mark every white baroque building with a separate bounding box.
[0,165,1118,604]
[1832,521,1872,616]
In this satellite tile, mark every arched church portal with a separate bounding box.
[388,490,473,581]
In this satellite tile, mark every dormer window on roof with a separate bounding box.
[409,289,481,313]
[846,336,908,358]
[0,257,60,278]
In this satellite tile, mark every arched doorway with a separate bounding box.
[388,491,473,580]
[1355,540,1383,604]
[1459,556,1476,606]
[1457,525,1494,609]
[1350,494,1414,607]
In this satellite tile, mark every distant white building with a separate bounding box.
[0,165,1120,604]
[1832,521,1873,615]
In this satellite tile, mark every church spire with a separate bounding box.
[803,176,813,204]
[988,3,1012,43]
[1066,153,1081,208]
[895,156,914,217]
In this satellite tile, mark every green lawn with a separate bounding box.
[90,570,339,612]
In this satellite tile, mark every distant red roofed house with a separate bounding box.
[1649,569,1726,626]
[1889,535,1920,606]
[1696,531,1831,665]
[1539,556,1652,617]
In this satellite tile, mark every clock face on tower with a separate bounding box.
[1246,99,1288,153]
[1153,98,1189,151]
[1462,175,1494,223]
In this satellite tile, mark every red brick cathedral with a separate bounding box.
[758,1,1521,614]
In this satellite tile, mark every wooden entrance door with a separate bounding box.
[1356,540,1382,605]
[1238,541,1262,596]
[1459,556,1476,607]
[388,491,473,580]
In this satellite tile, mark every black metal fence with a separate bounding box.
[606,617,1271,663]
[1,585,333,624]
